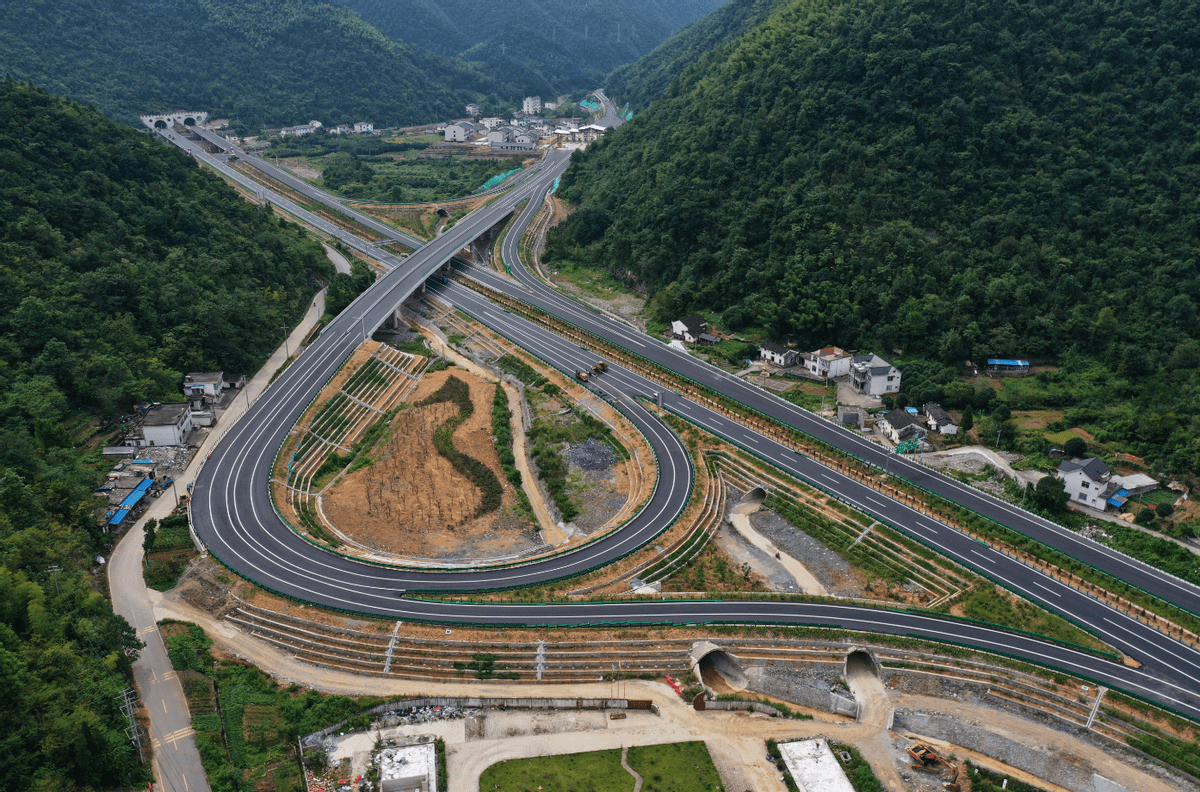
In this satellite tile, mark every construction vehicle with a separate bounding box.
[591,360,608,374]
[908,744,961,791]
[575,369,590,382]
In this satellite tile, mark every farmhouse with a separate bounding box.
[1057,457,1160,510]
[876,409,928,445]
[671,315,709,344]
[923,402,958,435]
[760,341,799,368]
[848,354,901,397]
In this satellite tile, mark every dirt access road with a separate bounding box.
[150,589,1181,792]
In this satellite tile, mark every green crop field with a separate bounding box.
[478,741,724,792]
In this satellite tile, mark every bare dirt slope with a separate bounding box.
[322,368,540,560]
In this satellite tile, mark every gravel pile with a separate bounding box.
[567,438,617,471]
[747,506,863,597]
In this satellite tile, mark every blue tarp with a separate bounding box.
[118,478,154,509]
[108,507,132,526]
[906,407,918,414]
[130,459,153,464]
[987,358,1030,367]
[1107,488,1131,508]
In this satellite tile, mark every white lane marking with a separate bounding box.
[970,550,992,564]
[1032,580,1062,598]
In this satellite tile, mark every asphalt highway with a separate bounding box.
[163,127,1200,721]
[485,197,1200,621]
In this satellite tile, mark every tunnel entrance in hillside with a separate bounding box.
[697,649,747,693]
[154,120,167,129]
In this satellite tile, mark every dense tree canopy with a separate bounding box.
[551,0,1200,469]
[0,81,334,788]
[605,0,786,110]
[336,0,726,99]
[0,0,511,129]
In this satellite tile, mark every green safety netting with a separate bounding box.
[475,167,522,193]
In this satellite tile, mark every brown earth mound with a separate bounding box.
[322,368,539,560]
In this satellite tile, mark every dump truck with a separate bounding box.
[575,369,590,382]
[591,360,608,374]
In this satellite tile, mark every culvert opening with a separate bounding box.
[436,208,450,218]
[697,649,746,692]
[845,649,880,679]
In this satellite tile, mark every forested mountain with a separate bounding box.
[0,81,332,788]
[605,0,785,110]
[333,0,727,99]
[553,0,1200,469]
[0,0,513,130]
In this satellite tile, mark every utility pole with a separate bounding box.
[46,565,61,597]
[279,325,290,359]
[118,689,144,763]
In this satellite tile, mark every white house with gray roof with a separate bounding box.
[848,354,901,397]
[1057,457,1159,511]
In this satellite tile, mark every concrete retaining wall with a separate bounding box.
[704,700,780,716]
[742,661,855,718]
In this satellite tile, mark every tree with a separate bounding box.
[143,518,158,555]
[961,405,974,433]
[1063,437,1088,458]
[1033,475,1070,514]
[1155,503,1175,519]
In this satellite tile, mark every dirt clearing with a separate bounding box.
[323,368,542,561]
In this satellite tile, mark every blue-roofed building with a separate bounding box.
[987,358,1030,376]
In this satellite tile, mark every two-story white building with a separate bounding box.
[522,96,542,114]
[126,403,194,447]
[465,103,480,116]
[1057,457,1117,509]
[354,121,374,134]
[807,346,853,379]
[848,354,901,397]
[1057,457,1160,511]
[444,122,482,142]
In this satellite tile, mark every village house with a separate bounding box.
[465,103,480,116]
[671,315,715,345]
[353,121,374,134]
[759,341,799,368]
[848,354,901,397]
[923,402,958,435]
[480,117,505,130]
[1057,457,1159,511]
[807,346,854,379]
[522,96,542,114]
[876,409,929,445]
[444,122,483,142]
[125,403,194,447]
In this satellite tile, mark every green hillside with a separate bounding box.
[605,0,785,109]
[0,81,333,789]
[0,0,506,130]
[335,0,726,96]
[551,0,1200,469]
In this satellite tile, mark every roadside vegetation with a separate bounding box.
[162,621,383,792]
[0,82,338,791]
[142,515,198,591]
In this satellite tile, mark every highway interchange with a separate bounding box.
[158,120,1200,723]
